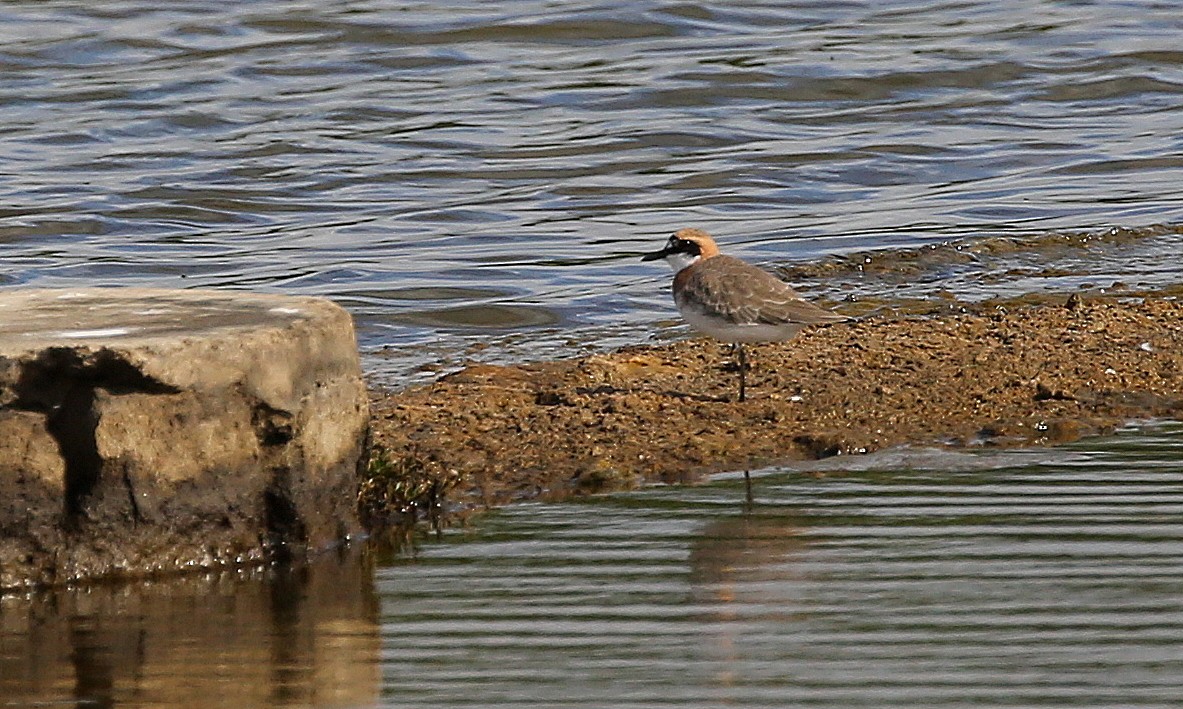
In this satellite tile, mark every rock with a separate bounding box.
[0,288,368,590]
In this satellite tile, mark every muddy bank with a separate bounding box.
[365,296,1183,520]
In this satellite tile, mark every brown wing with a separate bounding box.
[682,255,846,326]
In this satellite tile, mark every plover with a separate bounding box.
[642,228,846,402]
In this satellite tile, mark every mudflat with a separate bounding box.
[368,296,1183,514]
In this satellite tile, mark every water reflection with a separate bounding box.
[6,430,1183,707]
[0,549,379,709]
[689,511,811,694]
[370,428,1183,708]
[689,510,809,603]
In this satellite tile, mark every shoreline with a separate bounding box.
[363,294,1183,523]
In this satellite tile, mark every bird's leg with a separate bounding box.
[737,342,747,402]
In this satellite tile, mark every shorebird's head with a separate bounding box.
[640,228,721,273]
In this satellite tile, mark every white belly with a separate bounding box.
[678,306,804,343]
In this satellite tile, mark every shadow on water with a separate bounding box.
[0,548,381,709]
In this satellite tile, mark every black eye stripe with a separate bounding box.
[660,236,701,257]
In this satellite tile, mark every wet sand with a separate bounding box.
[365,295,1183,521]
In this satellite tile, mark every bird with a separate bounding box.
[641,228,847,402]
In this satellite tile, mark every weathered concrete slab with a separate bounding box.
[0,288,368,589]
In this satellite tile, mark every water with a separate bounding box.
[4,1,1183,705]
[2,1,1182,382]
[375,431,1183,708]
[6,425,1183,707]
[1,550,382,708]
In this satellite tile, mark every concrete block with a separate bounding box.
[0,288,369,589]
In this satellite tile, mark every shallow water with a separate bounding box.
[2,1,1182,382]
[4,2,1183,705]
[375,429,1183,708]
[6,426,1183,707]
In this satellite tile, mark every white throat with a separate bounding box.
[664,252,701,273]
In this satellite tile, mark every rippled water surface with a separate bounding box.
[375,428,1183,708]
[6,426,1183,707]
[4,2,1183,705]
[2,0,1182,380]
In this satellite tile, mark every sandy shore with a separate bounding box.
[364,295,1183,522]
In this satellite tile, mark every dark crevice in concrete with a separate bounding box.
[121,465,143,526]
[8,348,181,527]
[9,348,179,413]
[47,384,101,526]
[264,467,307,562]
[252,403,294,447]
